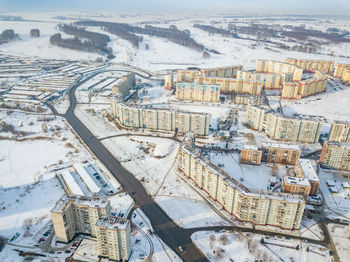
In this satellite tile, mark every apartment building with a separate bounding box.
[329,120,350,143]
[286,58,334,74]
[112,73,135,99]
[193,75,263,95]
[111,97,210,135]
[176,69,199,82]
[178,134,305,230]
[246,104,322,143]
[319,141,350,171]
[96,216,131,261]
[281,76,328,100]
[261,143,301,165]
[200,65,242,78]
[240,145,262,165]
[175,82,220,102]
[282,176,311,196]
[164,73,173,90]
[295,159,320,196]
[333,64,350,78]
[234,94,262,106]
[51,194,112,243]
[256,60,303,82]
[341,68,350,85]
[236,70,293,89]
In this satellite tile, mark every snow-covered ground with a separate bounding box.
[192,230,331,262]
[328,223,350,262]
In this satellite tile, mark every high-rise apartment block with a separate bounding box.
[329,120,350,143]
[51,195,112,243]
[175,82,220,102]
[246,104,322,143]
[319,141,350,171]
[96,216,132,261]
[111,97,210,135]
[334,64,350,85]
[236,70,293,89]
[256,60,303,82]
[282,76,328,100]
[164,73,174,90]
[286,58,334,74]
[178,134,305,230]
[200,65,243,78]
[193,75,263,95]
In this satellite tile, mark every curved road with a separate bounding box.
[63,68,208,262]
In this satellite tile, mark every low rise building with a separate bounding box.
[329,120,350,143]
[295,159,320,196]
[286,58,334,74]
[111,97,210,135]
[246,104,322,143]
[178,134,305,230]
[319,142,350,171]
[261,143,301,165]
[96,216,131,261]
[175,82,220,102]
[240,145,262,165]
[282,176,311,196]
[234,94,262,106]
[51,195,112,243]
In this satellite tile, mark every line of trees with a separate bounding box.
[193,24,239,38]
[50,24,114,58]
[75,21,211,52]
[0,29,18,44]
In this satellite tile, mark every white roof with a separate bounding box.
[61,171,84,196]
[262,142,300,150]
[243,145,259,150]
[284,176,310,186]
[342,182,350,188]
[298,159,319,181]
[73,164,100,194]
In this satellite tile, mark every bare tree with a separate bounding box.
[219,234,229,245]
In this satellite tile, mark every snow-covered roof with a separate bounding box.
[243,145,260,151]
[73,164,100,194]
[261,142,300,150]
[298,159,319,181]
[51,194,109,213]
[61,170,85,196]
[284,176,310,187]
[96,216,130,231]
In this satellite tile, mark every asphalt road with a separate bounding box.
[63,69,208,262]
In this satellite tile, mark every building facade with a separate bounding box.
[96,216,132,261]
[256,60,303,82]
[111,97,210,135]
[175,82,220,102]
[200,65,243,78]
[164,73,174,90]
[234,94,262,106]
[319,141,350,171]
[240,145,262,165]
[236,70,293,89]
[329,120,350,143]
[282,176,311,196]
[261,143,301,165]
[51,195,112,243]
[286,58,334,74]
[178,134,305,230]
[246,104,322,143]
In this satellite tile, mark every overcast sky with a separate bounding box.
[1,0,350,15]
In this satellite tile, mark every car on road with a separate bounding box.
[179,246,184,252]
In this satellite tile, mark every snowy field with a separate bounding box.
[192,230,331,262]
[328,223,350,262]
[1,12,349,72]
